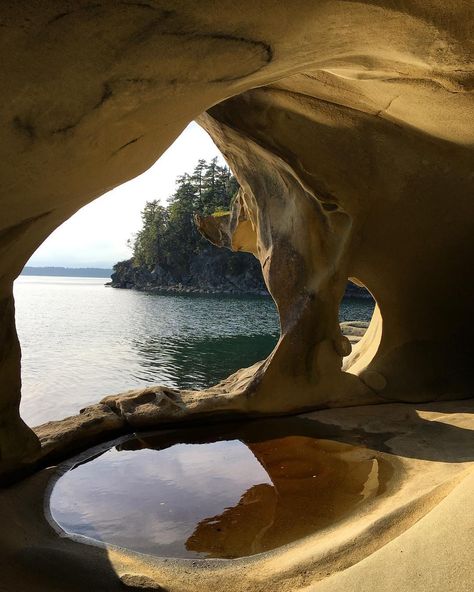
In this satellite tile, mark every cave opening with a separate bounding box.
[13,109,378,430]
[14,123,282,427]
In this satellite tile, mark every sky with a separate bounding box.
[27,123,225,268]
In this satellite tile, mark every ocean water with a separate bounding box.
[14,276,374,426]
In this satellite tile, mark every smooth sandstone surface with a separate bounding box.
[0,2,473,591]
[1,400,474,592]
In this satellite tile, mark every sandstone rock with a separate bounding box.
[0,3,473,588]
[1,400,474,592]
[1,0,472,463]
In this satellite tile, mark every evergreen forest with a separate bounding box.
[111,158,267,295]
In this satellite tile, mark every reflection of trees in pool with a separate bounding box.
[131,333,279,390]
[185,436,382,559]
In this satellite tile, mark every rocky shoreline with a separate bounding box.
[108,248,268,296]
[109,249,372,299]
[109,283,270,296]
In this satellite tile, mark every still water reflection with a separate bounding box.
[50,420,387,559]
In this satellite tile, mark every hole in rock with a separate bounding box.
[49,418,391,560]
[338,282,374,324]
[14,123,279,426]
[15,120,375,428]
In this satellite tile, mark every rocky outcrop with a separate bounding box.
[110,248,268,295]
[110,250,372,297]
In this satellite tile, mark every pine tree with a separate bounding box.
[129,159,239,272]
[132,201,169,268]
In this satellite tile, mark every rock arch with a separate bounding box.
[1,1,473,476]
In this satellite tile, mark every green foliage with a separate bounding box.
[130,158,238,271]
[132,201,169,267]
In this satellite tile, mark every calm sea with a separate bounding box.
[14,276,374,426]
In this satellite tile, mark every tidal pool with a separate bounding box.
[49,420,389,559]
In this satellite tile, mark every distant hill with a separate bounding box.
[21,266,112,278]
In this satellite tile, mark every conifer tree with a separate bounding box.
[130,159,238,272]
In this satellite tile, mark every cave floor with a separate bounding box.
[1,399,473,592]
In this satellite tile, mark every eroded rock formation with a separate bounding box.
[1,2,474,591]
[1,0,473,489]
[195,78,474,412]
[3,400,474,592]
